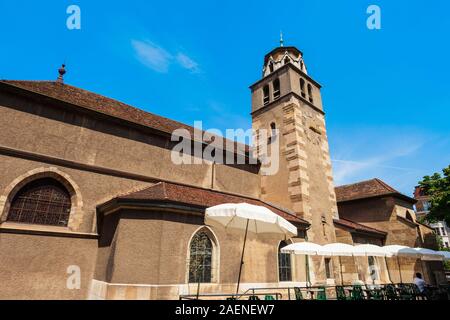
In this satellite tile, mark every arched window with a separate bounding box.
[189,231,213,283]
[263,85,270,105]
[307,84,314,103]
[273,78,281,100]
[7,178,71,226]
[268,122,277,144]
[284,57,290,65]
[300,78,306,98]
[269,61,274,73]
[278,241,292,282]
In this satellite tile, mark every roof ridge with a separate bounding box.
[373,178,398,193]
[114,183,157,197]
[335,178,379,189]
[115,180,308,224]
[160,182,169,200]
[334,217,387,234]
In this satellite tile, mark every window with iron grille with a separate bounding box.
[278,241,292,282]
[7,178,71,227]
[188,231,212,283]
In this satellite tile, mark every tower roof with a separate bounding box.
[262,45,307,77]
[263,46,303,65]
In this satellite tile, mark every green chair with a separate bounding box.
[384,284,399,300]
[350,285,365,301]
[264,295,275,300]
[335,286,348,301]
[249,295,260,300]
[398,284,414,300]
[316,286,327,300]
[294,287,304,300]
[366,287,384,300]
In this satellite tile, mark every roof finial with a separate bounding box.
[280,31,284,47]
[57,64,66,84]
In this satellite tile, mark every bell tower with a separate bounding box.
[250,43,339,246]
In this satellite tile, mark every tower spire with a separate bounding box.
[280,31,284,47]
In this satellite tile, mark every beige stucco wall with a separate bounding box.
[92,209,309,300]
[0,232,97,299]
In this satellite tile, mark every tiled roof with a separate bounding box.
[0,80,250,154]
[104,181,309,225]
[335,178,415,203]
[333,218,387,237]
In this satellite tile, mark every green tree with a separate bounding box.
[418,165,450,226]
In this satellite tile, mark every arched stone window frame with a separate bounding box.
[263,85,270,105]
[277,239,295,283]
[0,167,83,231]
[307,83,314,103]
[186,226,220,284]
[273,78,281,100]
[300,78,306,98]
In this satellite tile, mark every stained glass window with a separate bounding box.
[8,178,71,227]
[189,231,212,283]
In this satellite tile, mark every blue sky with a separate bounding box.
[0,0,449,195]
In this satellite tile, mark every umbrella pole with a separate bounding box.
[384,257,393,284]
[397,256,403,284]
[339,256,344,286]
[352,255,360,281]
[236,219,250,296]
[305,255,310,286]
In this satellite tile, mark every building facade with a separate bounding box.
[0,44,444,300]
[414,186,450,248]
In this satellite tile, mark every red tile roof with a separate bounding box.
[335,178,416,203]
[333,218,387,237]
[0,80,250,154]
[101,181,309,225]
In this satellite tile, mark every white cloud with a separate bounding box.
[131,40,173,73]
[131,39,200,74]
[176,53,200,73]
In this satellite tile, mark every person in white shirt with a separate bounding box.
[413,272,427,293]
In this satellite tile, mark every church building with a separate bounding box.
[0,43,443,299]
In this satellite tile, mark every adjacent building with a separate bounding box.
[414,186,450,248]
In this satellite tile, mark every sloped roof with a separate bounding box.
[335,178,416,203]
[99,181,309,225]
[333,218,387,238]
[0,80,251,155]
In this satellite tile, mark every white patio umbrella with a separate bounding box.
[353,244,390,257]
[320,243,356,285]
[413,248,444,280]
[354,244,392,284]
[281,242,324,255]
[281,242,324,285]
[382,245,421,283]
[438,251,450,260]
[413,248,444,261]
[205,203,297,295]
